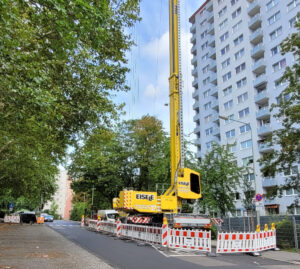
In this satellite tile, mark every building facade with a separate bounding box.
[190,0,299,216]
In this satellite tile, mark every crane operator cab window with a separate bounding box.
[177,168,201,199]
[190,172,200,194]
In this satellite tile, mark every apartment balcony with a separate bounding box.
[192,67,198,77]
[248,14,262,31]
[258,142,273,153]
[191,55,197,66]
[250,28,263,45]
[251,43,264,60]
[207,12,214,23]
[192,78,198,88]
[257,124,272,136]
[210,72,217,85]
[206,0,213,12]
[256,107,270,120]
[253,74,267,88]
[209,49,216,59]
[212,113,220,123]
[190,34,196,44]
[264,197,280,206]
[191,44,197,53]
[210,86,218,97]
[252,58,266,75]
[208,35,215,47]
[194,125,201,134]
[190,23,196,34]
[193,113,201,122]
[255,90,269,104]
[193,101,200,110]
[211,99,219,110]
[247,0,260,17]
[213,126,220,136]
[262,177,277,187]
[209,60,217,72]
[192,88,199,99]
[207,24,215,35]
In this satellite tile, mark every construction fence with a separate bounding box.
[216,215,300,251]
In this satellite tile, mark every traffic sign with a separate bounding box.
[255,193,263,202]
[9,203,14,208]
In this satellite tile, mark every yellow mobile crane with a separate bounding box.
[113,0,209,228]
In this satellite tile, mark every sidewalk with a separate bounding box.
[0,223,113,269]
[211,240,300,265]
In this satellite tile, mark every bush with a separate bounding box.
[70,202,89,221]
[210,224,218,240]
[275,218,295,249]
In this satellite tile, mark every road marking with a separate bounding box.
[151,244,206,258]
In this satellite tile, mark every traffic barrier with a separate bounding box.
[217,230,277,254]
[97,216,101,232]
[162,218,168,247]
[4,215,20,224]
[116,220,121,237]
[81,215,84,227]
[169,229,211,252]
[100,221,117,234]
[37,217,44,224]
[88,219,98,230]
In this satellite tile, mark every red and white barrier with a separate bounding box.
[4,215,20,224]
[169,229,211,252]
[97,219,101,232]
[81,215,84,227]
[217,230,276,254]
[162,223,168,247]
[116,220,121,237]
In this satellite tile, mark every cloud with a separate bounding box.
[144,84,158,98]
[142,32,169,60]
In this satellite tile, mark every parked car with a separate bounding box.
[41,213,54,222]
[19,212,37,224]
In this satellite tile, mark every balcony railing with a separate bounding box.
[250,28,263,45]
[253,74,267,88]
[257,124,272,136]
[255,90,269,104]
[248,13,262,30]
[247,0,260,17]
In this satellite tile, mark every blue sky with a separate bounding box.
[114,0,205,140]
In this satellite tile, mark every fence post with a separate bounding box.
[228,216,231,232]
[293,216,298,251]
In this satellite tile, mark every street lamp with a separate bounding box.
[219,115,260,227]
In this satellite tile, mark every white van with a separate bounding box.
[97,210,119,222]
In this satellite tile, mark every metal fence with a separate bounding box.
[217,215,300,250]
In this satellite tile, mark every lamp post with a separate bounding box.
[219,115,260,227]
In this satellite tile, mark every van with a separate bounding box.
[97,210,119,222]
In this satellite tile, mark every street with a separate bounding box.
[46,220,295,269]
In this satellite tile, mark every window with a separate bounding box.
[201,41,208,51]
[267,0,279,11]
[223,86,232,96]
[201,30,207,39]
[232,20,242,33]
[240,124,251,134]
[200,19,207,27]
[221,44,230,55]
[206,141,212,149]
[236,77,247,88]
[202,53,209,61]
[219,19,228,30]
[225,114,234,124]
[237,92,248,103]
[203,89,210,98]
[222,71,231,82]
[229,144,236,152]
[231,0,239,6]
[271,45,281,56]
[241,139,252,149]
[205,114,212,123]
[289,15,299,28]
[235,192,240,200]
[244,173,254,181]
[235,62,246,74]
[268,11,280,25]
[234,34,243,46]
[270,27,282,40]
[224,99,233,110]
[286,188,299,196]
[232,7,241,19]
[273,59,286,72]
[221,58,230,69]
[204,102,211,110]
[202,65,209,74]
[239,107,249,118]
[203,77,210,85]
[218,6,227,17]
[275,78,285,88]
[284,166,298,176]
[242,156,253,166]
[287,0,299,12]
[235,48,245,60]
[205,127,213,136]
[218,0,225,4]
[226,129,235,138]
[220,31,229,42]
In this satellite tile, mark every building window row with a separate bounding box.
[220,31,229,42]
[235,48,245,60]
[235,62,246,74]
[241,139,252,149]
[237,77,247,88]
[234,34,243,46]
[273,58,286,72]
[221,44,230,55]
[226,129,235,138]
[289,15,299,28]
[205,127,213,136]
[287,0,299,12]
[221,58,230,69]
[232,7,241,19]
[223,85,232,96]
[223,71,232,82]
[218,6,227,18]
[270,26,282,41]
[233,20,242,33]
[271,45,281,56]
[201,30,208,39]
[237,92,248,104]
[238,107,249,119]
[219,18,228,30]
[224,99,233,110]
[231,0,239,6]
[267,0,279,11]
[240,124,250,134]
[268,11,280,25]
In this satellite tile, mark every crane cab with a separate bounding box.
[177,168,201,199]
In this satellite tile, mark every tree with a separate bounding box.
[259,21,300,204]
[0,0,140,202]
[197,143,245,217]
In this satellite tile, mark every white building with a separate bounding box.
[190,0,299,216]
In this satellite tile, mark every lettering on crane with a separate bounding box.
[178,181,189,186]
[136,194,155,201]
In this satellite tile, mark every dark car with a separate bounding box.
[41,213,54,222]
[20,212,37,224]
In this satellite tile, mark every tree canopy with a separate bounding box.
[0,0,140,207]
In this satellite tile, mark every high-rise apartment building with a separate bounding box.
[190,0,299,216]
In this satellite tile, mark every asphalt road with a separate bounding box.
[47,220,293,269]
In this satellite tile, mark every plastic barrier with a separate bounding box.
[37,217,44,224]
[168,229,211,252]
[4,215,20,224]
[217,230,276,254]
[88,219,98,230]
[100,221,117,234]
[81,215,84,227]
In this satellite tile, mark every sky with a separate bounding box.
[114,0,205,142]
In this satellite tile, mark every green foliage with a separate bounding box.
[70,202,89,221]
[275,218,296,249]
[259,21,300,205]
[181,203,193,213]
[197,143,245,217]
[0,0,140,203]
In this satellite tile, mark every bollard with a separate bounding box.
[81,215,85,227]
[256,225,260,233]
[264,224,268,232]
[162,217,168,247]
[97,216,101,232]
[271,223,275,231]
[116,219,121,237]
